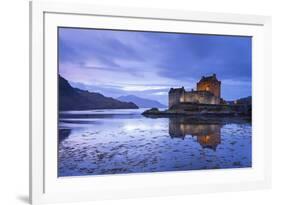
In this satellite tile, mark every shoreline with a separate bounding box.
[142,107,252,122]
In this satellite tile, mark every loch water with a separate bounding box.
[58,108,252,177]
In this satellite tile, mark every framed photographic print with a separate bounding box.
[30,1,272,204]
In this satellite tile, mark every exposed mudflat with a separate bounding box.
[58,108,251,177]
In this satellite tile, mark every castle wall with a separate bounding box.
[169,90,220,108]
[183,91,220,104]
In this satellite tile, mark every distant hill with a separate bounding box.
[236,96,252,105]
[117,95,167,108]
[59,75,138,110]
[227,96,252,105]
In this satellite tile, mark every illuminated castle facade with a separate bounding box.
[168,74,221,108]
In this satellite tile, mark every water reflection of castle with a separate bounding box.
[169,118,222,151]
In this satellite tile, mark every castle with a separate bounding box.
[169,74,221,108]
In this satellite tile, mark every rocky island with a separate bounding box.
[142,74,251,119]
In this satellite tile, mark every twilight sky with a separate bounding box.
[59,27,252,105]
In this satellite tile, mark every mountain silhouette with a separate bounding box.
[118,95,166,108]
[59,75,138,110]
[227,96,252,105]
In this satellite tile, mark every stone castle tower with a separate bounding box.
[169,74,221,108]
[197,74,221,98]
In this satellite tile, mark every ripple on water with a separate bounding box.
[58,114,252,177]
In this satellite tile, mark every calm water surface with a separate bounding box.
[58,108,252,177]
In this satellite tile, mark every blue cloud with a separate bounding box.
[156,34,252,81]
[59,28,252,102]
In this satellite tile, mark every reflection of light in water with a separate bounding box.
[60,108,149,115]
[180,124,185,131]
[59,110,252,176]
[169,118,222,150]
[123,123,163,131]
[201,135,210,143]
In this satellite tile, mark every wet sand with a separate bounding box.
[58,109,251,177]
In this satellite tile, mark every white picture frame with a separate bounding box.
[30,1,272,204]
